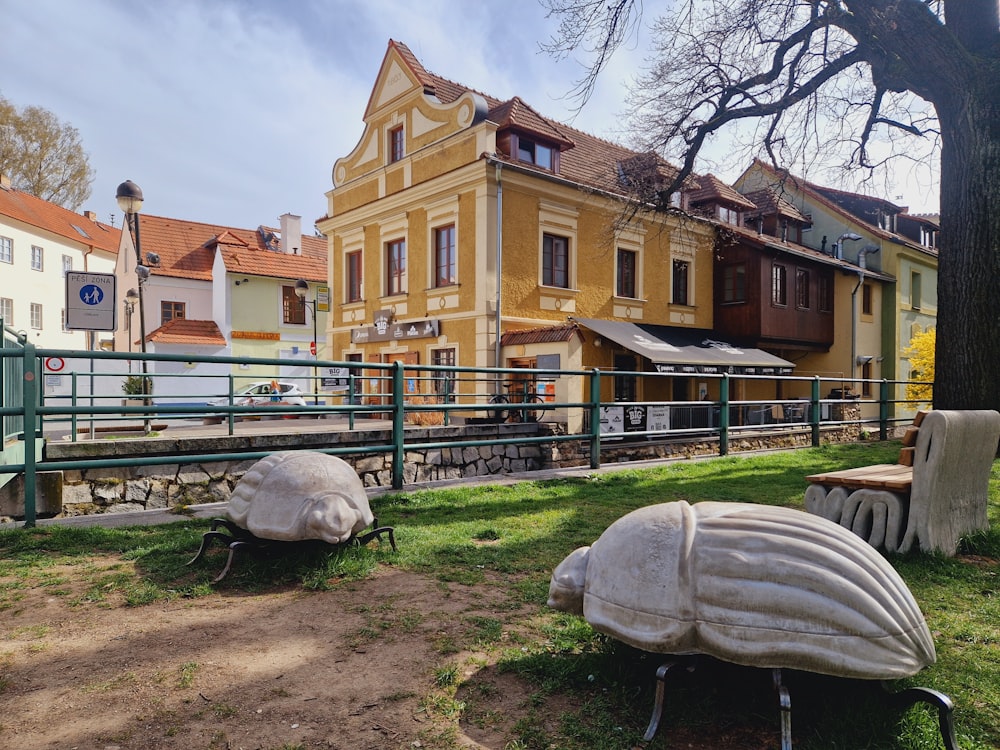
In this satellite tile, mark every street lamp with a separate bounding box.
[294,278,320,405]
[116,180,151,433]
[124,287,139,371]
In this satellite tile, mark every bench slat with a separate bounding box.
[806,464,912,492]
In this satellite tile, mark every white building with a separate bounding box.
[0,174,119,349]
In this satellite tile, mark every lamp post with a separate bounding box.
[116,180,151,433]
[294,278,320,405]
[124,287,139,372]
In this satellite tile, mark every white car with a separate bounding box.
[209,381,307,407]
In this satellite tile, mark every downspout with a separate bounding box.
[851,245,881,390]
[494,158,503,374]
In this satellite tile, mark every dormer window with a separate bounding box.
[717,205,740,225]
[877,210,896,233]
[514,135,555,170]
[920,225,937,249]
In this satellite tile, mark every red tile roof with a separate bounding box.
[688,173,757,210]
[0,182,120,254]
[145,318,227,346]
[134,215,327,282]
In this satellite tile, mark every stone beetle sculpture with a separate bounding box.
[189,451,395,581]
[548,501,956,748]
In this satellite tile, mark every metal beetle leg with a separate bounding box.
[881,682,958,750]
[773,668,792,750]
[641,659,696,743]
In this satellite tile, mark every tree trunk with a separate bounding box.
[934,72,1000,411]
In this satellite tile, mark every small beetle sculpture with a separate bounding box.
[549,501,956,748]
[189,451,395,581]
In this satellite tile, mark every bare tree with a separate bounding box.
[543,0,1000,413]
[0,94,94,211]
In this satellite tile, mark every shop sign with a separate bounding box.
[352,317,440,344]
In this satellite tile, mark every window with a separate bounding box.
[861,361,873,398]
[862,283,873,316]
[0,236,11,264]
[818,275,833,313]
[920,225,937,249]
[0,297,12,324]
[616,248,637,298]
[433,225,456,287]
[346,250,363,302]
[771,264,787,306]
[722,263,746,303]
[386,239,407,296]
[717,206,740,225]
[542,233,570,288]
[31,245,43,271]
[62,254,73,276]
[432,347,456,397]
[795,269,810,309]
[516,136,554,170]
[911,271,922,310]
[161,300,186,325]
[672,260,690,305]
[61,308,69,331]
[282,285,306,324]
[30,303,42,329]
[389,125,404,163]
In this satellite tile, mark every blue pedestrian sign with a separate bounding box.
[80,285,104,305]
[66,272,117,331]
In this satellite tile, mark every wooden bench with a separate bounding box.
[806,409,1000,555]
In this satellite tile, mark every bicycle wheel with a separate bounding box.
[524,395,544,423]
[487,394,509,423]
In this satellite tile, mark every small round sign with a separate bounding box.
[45,356,66,372]
[80,284,104,305]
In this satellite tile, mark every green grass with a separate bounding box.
[1,441,999,748]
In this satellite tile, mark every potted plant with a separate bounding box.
[121,375,152,414]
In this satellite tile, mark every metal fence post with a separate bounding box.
[811,377,821,447]
[879,379,889,440]
[719,374,730,456]
[392,361,404,489]
[589,368,601,470]
[22,340,38,527]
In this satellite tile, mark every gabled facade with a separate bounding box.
[0,175,119,349]
[319,40,794,428]
[113,213,328,403]
[735,161,938,417]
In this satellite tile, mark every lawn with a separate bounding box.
[1,442,998,749]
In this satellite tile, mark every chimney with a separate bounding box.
[0,174,11,190]
[280,213,302,255]
[83,210,98,221]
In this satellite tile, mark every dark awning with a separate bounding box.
[573,318,795,375]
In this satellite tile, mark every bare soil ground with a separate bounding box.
[0,557,552,750]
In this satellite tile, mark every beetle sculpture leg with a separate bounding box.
[641,659,697,743]
[881,682,958,750]
[773,669,792,750]
[354,517,397,551]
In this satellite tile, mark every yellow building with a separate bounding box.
[319,41,795,429]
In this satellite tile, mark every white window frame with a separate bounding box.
[31,245,44,271]
[379,215,409,300]
[538,202,578,290]
[0,236,12,264]
[62,254,73,276]
[30,303,43,329]
[0,297,13,324]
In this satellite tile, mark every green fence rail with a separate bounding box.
[2,345,931,527]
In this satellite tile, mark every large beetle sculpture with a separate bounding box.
[548,501,957,749]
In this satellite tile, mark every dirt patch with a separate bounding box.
[0,560,541,750]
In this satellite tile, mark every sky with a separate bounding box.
[1,0,940,233]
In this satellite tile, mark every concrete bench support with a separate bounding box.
[807,410,1000,555]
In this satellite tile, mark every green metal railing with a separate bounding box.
[2,344,931,526]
